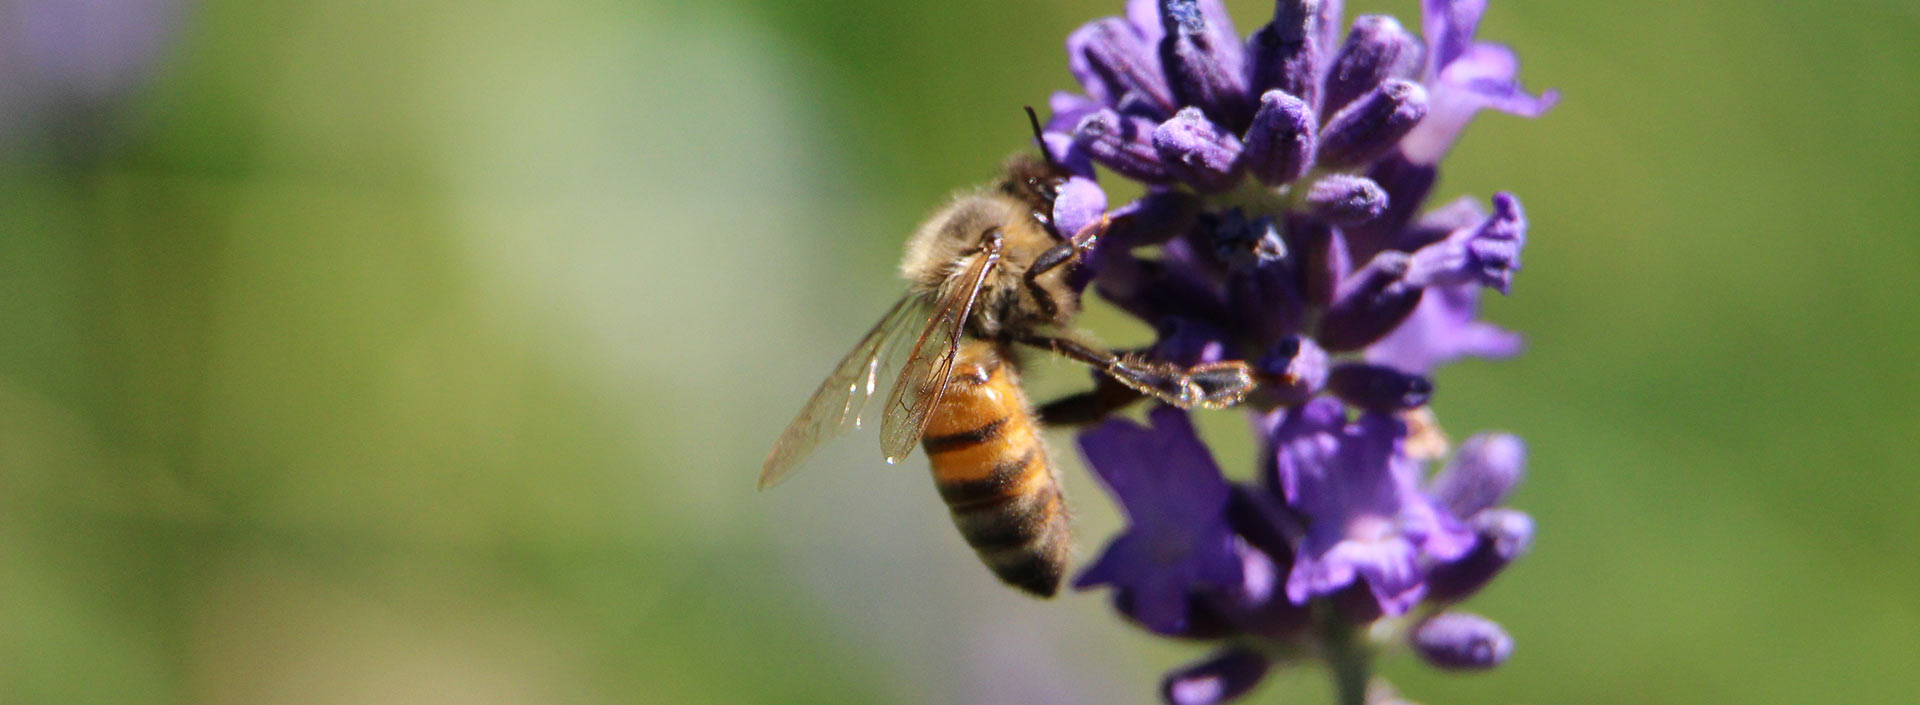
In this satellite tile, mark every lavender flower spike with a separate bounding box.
[1035,0,1554,702]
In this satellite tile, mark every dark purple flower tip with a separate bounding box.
[1247,0,1324,111]
[1283,215,1347,309]
[1068,16,1173,111]
[1428,432,1525,517]
[1323,15,1427,117]
[1225,260,1306,349]
[1157,0,1251,130]
[1076,108,1176,183]
[1317,79,1429,169]
[1242,90,1317,185]
[1343,152,1437,262]
[1154,107,1247,193]
[1316,251,1422,352]
[1406,192,1526,294]
[1328,363,1434,412]
[1304,174,1389,225]
[1052,175,1109,243]
[1076,407,1243,636]
[1412,612,1514,670]
[1427,508,1533,602]
[1161,648,1271,705]
[1254,336,1327,404]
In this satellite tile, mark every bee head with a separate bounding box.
[998,106,1074,216]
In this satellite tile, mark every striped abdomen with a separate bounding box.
[921,340,1069,597]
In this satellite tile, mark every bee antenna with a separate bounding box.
[1023,105,1064,172]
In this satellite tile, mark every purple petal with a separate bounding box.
[1404,192,1526,293]
[1323,15,1427,116]
[1045,91,1102,138]
[1265,397,1346,504]
[1068,17,1174,112]
[1161,649,1271,705]
[1421,0,1488,74]
[1427,508,1533,602]
[1364,282,1522,374]
[1271,408,1473,613]
[1304,174,1389,225]
[1316,79,1429,169]
[1327,363,1434,412]
[1242,90,1317,185]
[1075,108,1175,183]
[1076,407,1242,635]
[1127,0,1165,43]
[1052,176,1108,242]
[1153,107,1247,192]
[1428,432,1526,517]
[1412,612,1513,670]
[1394,194,1489,251]
[1402,42,1558,164]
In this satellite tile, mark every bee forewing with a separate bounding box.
[759,295,927,489]
[878,238,1003,464]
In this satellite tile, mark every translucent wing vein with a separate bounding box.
[878,240,1003,463]
[760,295,926,489]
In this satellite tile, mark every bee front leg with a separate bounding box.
[1022,215,1112,320]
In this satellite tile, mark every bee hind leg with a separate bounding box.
[1017,334,1256,411]
[1035,375,1145,426]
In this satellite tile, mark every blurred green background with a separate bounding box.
[1,0,1915,703]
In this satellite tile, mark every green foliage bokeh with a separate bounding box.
[1,1,1915,703]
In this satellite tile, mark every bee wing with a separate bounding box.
[878,238,1004,464]
[760,294,930,489]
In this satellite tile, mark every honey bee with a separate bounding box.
[761,112,1255,597]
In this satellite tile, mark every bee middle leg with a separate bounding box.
[1017,334,1255,411]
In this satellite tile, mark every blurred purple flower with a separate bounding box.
[2,0,179,105]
